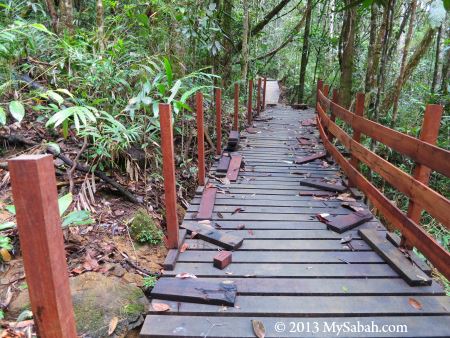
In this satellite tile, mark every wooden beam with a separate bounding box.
[159,103,179,249]
[196,187,217,220]
[8,155,77,338]
[256,77,262,116]
[215,88,222,155]
[234,83,239,131]
[196,92,205,186]
[247,79,253,125]
[262,77,267,110]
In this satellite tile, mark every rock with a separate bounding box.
[122,272,144,287]
[109,263,127,277]
[8,272,149,338]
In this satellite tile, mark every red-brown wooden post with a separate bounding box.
[196,92,206,186]
[262,77,267,111]
[256,77,262,116]
[247,79,253,125]
[331,89,339,124]
[215,88,222,155]
[8,155,77,338]
[233,83,239,131]
[323,84,330,98]
[316,79,323,112]
[159,103,179,249]
[350,92,365,169]
[401,104,443,248]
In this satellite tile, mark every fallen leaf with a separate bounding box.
[248,230,254,236]
[180,243,189,253]
[316,213,330,223]
[217,212,224,218]
[341,235,353,244]
[198,220,211,225]
[342,286,349,293]
[252,319,266,338]
[337,193,356,202]
[108,316,119,335]
[214,222,222,229]
[231,207,244,215]
[408,297,422,310]
[237,224,246,230]
[0,248,12,262]
[152,303,171,312]
[83,252,99,271]
[191,231,198,239]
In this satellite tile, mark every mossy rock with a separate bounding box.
[129,209,163,245]
[9,272,149,338]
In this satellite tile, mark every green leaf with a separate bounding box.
[62,210,93,227]
[46,90,64,105]
[55,88,73,97]
[9,101,25,122]
[444,0,450,11]
[16,310,33,322]
[46,142,61,155]
[5,205,15,215]
[31,23,51,34]
[0,107,6,125]
[0,222,16,231]
[58,193,73,216]
[163,57,173,87]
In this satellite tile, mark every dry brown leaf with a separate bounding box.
[237,224,246,230]
[217,212,224,219]
[252,319,266,338]
[180,243,189,253]
[231,207,244,215]
[108,316,119,335]
[408,297,422,310]
[175,272,197,279]
[0,248,11,262]
[152,303,171,312]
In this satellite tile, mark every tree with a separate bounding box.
[298,0,313,103]
[241,0,250,83]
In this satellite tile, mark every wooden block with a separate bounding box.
[196,187,217,220]
[320,210,373,233]
[229,130,240,142]
[162,229,187,270]
[292,103,308,110]
[226,156,242,182]
[294,152,326,164]
[359,229,432,286]
[181,223,243,250]
[213,251,232,269]
[217,155,231,173]
[151,278,237,306]
[300,179,347,192]
[386,232,432,276]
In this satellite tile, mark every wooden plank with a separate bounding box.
[215,88,222,155]
[317,114,450,280]
[300,179,347,192]
[163,262,397,278]
[196,92,205,186]
[359,229,431,286]
[195,187,217,220]
[163,229,187,270]
[185,239,371,251]
[321,211,374,233]
[151,278,237,306]
[294,152,326,164]
[151,295,450,315]
[216,155,231,173]
[8,155,77,338]
[142,315,450,337]
[385,232,432,276]
[181,223,243,250]
[226,155,242,181]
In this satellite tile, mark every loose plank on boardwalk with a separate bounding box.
[151,278,237,306]
[226,155,242,181]
[150,295,450,316]
[163,262,397,278]
[150,277,444,295]
[300,178,347,192]
[181,223,243,250]
[359,229,432,286]
[142,315,450,337]
[195,187,217,220]
[216,155,231,172]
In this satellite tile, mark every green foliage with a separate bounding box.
[143,275,158,289]
[129,209,163,245]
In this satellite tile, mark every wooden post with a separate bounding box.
[256,77,262,116]
[323,84,330,98]
[196,92,206,186]
[215,88,222,155]
[8,155,77,338]
[401,104,443,247]
[331,89,339,124]
[316,79,323,112]
[159,103,179,249]
[262,77,267,111]
[350,92,365,169]
[247,79,253,125]
[233,83,239,131]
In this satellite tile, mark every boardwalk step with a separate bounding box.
[195,187,217,220]
[359,228,432,286]
[151,278,237,306]
[181,223,243,250]
[294,152,326,164]
[216,155,231,173]
[300,178,347,192]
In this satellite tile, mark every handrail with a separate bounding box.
[316,83,450,280]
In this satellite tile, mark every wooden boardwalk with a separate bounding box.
[141,104,449,337]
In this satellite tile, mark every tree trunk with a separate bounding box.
[440,20,450,96]
[380,27,436,116]
[298,0,313,103]
[64,0,74,33]
[431,25,442,94]
[221,0,234,86]
[45,0,59,33]
[96,0,105,52]
[241,0,250,83]
[390,0,416,126]
[364,3,378,93]
[338,0,356,108]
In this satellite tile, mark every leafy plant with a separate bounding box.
[143,275,158,288]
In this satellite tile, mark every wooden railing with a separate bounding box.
[315,80,450,280]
